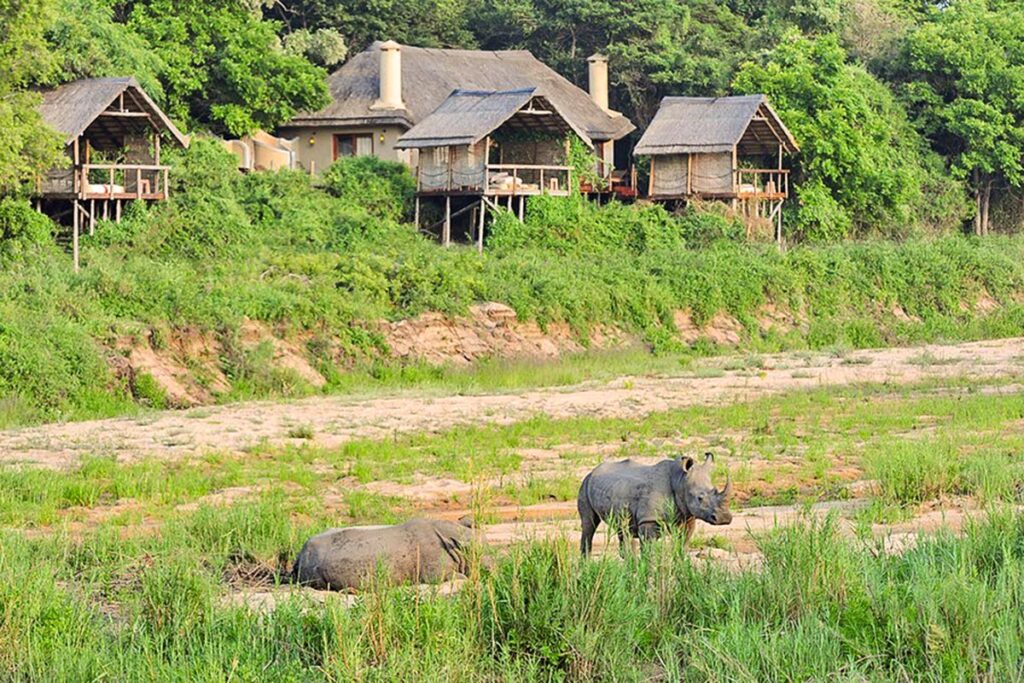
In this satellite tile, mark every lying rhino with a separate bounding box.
[291,518,474,591]
[577,453,733,555]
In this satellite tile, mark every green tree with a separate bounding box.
[734,33,960,240]
[0,0,64,193]
[266,0,476,52]
[124,0,329,135]
[471,0,751,125]
[46,0,166,99]
[897,0,1024,234]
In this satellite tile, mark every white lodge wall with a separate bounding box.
[287,125,408,173]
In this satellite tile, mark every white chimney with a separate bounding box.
[587,53,609,112]
[372,40,405,110]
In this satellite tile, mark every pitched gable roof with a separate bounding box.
[633,95,798,156]
[281,42,634,142]
[395,88,592,149]
[37,77,188,148]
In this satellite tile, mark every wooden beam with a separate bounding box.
[477,198,485,253]
[99,111,151,118]
[72,201,80,272]
[443,195,451,247]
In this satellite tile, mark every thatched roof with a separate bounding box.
[633,95,798,156]
[280,42,634,142]
[395,88,591,149]
[37,77,188,149]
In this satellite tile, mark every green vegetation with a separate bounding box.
[3,141,1024,426]
[4,508,1024,680]
[3,376,1024,679]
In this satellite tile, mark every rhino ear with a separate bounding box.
[680,457,695,472]
[704,452,714,464]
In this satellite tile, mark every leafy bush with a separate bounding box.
[320,156,415,222]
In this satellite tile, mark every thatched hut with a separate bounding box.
[394,87,592,249]
[34,77,188,268]
[634,95,798,239]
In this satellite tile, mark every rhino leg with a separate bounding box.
[637,521,662,547]
[683,517,696,545]
[578,495,600,556]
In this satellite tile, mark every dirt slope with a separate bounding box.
[2,337,1022,469]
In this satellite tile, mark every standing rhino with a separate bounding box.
[577,453,733,556]
[291,518,474,590]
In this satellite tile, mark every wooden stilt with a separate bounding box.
[518,196,524,222]
[89,199,95,236]
[115,199,122,222]
[443,196,451,247]
[477,198,485,253]
[103,200,109,221]
[72,201,80,272]
[414,196,420,230]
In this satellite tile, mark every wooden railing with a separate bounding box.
[77,164,171,199]
[483,164,573,196]
[735,168,789,199]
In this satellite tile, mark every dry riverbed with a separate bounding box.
[2,337,1023,469]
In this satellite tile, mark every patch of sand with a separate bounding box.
[1,338,1022,469]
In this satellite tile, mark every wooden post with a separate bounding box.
[731,145,738,212]
[72,138,80,196]
[518,196,524,222]
[154,132,161,166]
[686,154,693,195]
[136,168,142,199]
[484,137,491,193]
[776,201,783,248]
[89,199,95,236]
[443,195,451,247]
[72,201,80,272]
[103,200,109,221]
[447,146,453,191]
[116,199,122,223]
[414,195,421,229]
[477,198,485,253]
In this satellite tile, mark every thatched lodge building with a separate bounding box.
[34,77,188,269]
[634,95,798,241]
[394,87,592,248]
[277,41,634,186]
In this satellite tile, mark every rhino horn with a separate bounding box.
[720,470,732,499]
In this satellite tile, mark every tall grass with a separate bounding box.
[3,509,1024,680]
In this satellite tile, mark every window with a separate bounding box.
[333,134,373,160]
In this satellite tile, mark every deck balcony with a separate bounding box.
[38,163,171,201]
[416,163,575,197]
[735,168,789,200]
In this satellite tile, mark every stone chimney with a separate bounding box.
[372,40,405,110]
[587,53,609,112]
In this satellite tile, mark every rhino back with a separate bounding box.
[293,520,467,590]
[584,460,676,525]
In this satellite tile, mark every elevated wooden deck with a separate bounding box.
[38,163,171,201]
[649,168,789,201]
[416,163,576,197]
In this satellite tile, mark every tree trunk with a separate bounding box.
[973,169,983,235]
[982,178,993,235]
